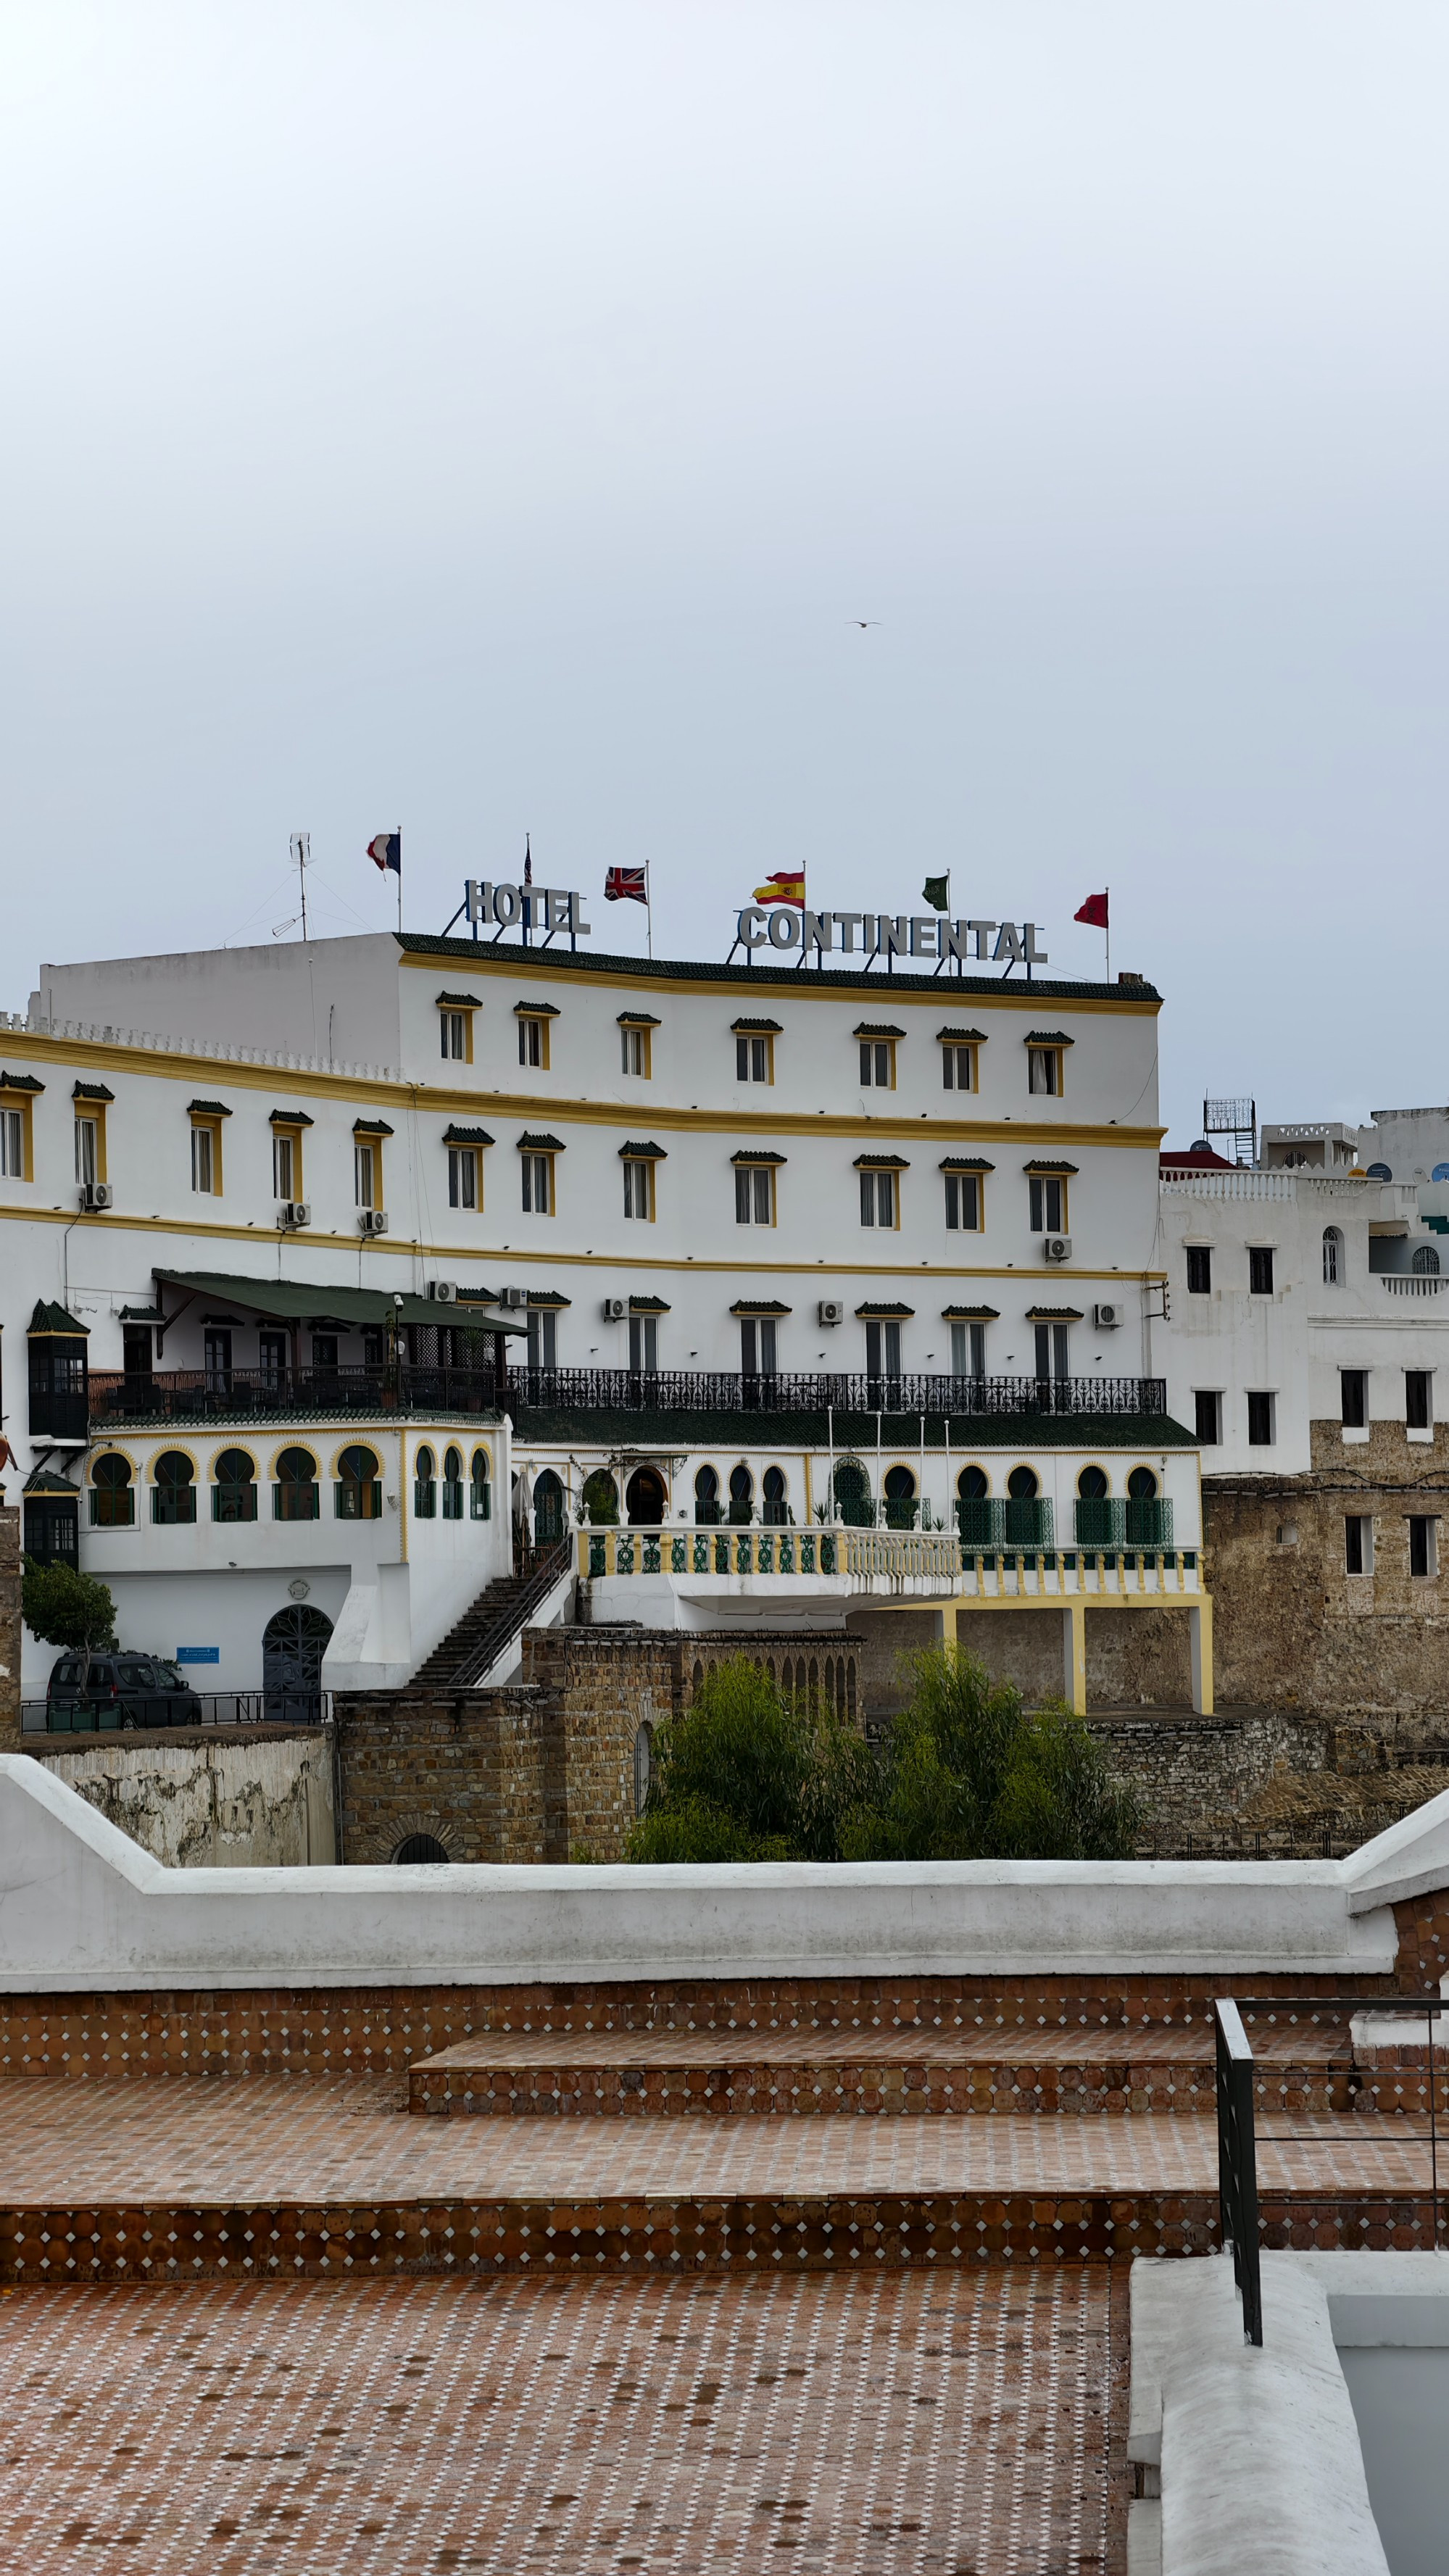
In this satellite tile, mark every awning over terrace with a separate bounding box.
[151,1271,529,1334]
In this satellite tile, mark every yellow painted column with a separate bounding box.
[1063,1597,1087,1714]
[1189,1597,1214,1715]
[940,1597,959,1651]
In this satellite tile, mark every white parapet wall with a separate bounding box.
[1,1755,1443,1992]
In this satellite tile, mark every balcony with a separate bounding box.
[88,1362,1171,1432]
[578,1523,1202,1597]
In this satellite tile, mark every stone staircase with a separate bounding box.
[410,1540,573,1690]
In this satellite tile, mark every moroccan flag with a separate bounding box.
[1075,892,1109,928]
[922,874,950,911]
[753,868,805,907]
[368,832,401,876]
[605,866,648,904]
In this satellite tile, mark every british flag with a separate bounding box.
[605,866,648,905]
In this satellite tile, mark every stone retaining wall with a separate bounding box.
[33,1726,336,1867]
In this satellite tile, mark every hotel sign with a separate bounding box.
[466,881,591,934]
[734,907,1048,965]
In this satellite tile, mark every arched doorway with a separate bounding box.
[262,1603,333,1723]
[626,1465,667,1525]
[533,1468,565,1542]
[833,1458,872,1526]
[392,1832,449,1864]
[883,1465,918,1529]
[581,1469,618,1526]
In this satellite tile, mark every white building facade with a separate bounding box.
[2,923,1209,1709]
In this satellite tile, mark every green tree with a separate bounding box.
[842,1643,1144,1861]
[20,1560,117,1705]
[627,1655,878,1864]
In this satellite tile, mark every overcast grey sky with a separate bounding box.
[4,2,1447,1142]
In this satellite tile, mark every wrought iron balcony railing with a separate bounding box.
[88,1362,1170,1429]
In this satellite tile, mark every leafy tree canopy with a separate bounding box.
[628,1645,1144,1865]
[843,1645,1144,1861]
[20,1560,117,1659]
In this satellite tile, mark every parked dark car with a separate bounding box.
[46,1655,204,1731]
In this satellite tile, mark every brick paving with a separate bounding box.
[0,2075,1435,2201]
[0,2266,1129,2574]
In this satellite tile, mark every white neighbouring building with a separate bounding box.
[1,918,1211,1713]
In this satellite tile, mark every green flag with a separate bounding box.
[922,874,950,912]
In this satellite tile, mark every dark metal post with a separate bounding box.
[1429,2005,1440,2253]
[1215,1998,1263,2348]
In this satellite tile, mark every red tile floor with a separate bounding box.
[0,2265,1129,2575]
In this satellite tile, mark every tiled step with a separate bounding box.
[406,2024,1395,2120]
[0,2076,1440,2284]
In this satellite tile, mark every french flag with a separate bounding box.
[368,832,401,876]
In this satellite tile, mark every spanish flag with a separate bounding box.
[753,868,805,908]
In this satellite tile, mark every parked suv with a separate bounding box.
[46,1655,204,1731]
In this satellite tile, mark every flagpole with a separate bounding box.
[396,831,402,937]
[1105,885,1110,984]
[646,861,652,961]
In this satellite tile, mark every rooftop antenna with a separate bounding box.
[289,832,310,941]
[1203,1095,1257,1167]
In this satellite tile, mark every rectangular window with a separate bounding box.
[941,1044,976,1092]
[734,1165,774,1225]
[1345,1514,1374,1576]
[354,1142,375,1208]
[74,1118,99,1187]
[859,1040,894,1088]
[526,1306,557,1369]
[123,1324,153,1381]
[203,1328,232,1392]
[1028,1174,1066,1233]
[1407,1371,1432,1431]
[191,1123,215,1194]
[1247,1390,1275,1446]
[1341,1370,1368,1429]
[273,1133,295,1199]
[622,1158,654,1221]
[628,1312,658,1371]
[1249,1246,1275,1295]
[860,1169,897,1229]
[441,1010,468,1060]
[1194,1389,1222,1445]
[865,1318,902,1377]
[312,1334,338,1372]
[1186,1247,1212,1295]
[943,1172,980,1231]
[1027,1046,1060,1096]
[448,1147,478,1210]
[950,1320,987,1379]
[522,1152,552,1215]
[260,1329,288,1389]
[740,1317,778,1376]
[1034,1321,1070,1382]
[0,1106,22,1178]
[1409,1516,1438,1578]
[620,1025,651,1078]
[736,1034,772,1083]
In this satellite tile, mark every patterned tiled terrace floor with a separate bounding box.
[0,2074,1435,2203]
[0,2267,1129,2575]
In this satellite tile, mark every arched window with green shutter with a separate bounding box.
[212,1449,257,1524]
[336,1445,382,1520]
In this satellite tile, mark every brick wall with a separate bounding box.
[1205,1418,1449,1719]
[335,1685,550,1865]
[0,1508,17,1753]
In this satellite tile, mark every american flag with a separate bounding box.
[605,866,648,905]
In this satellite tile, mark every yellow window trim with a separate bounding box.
[188,1113,224,1196]
[439,1002,476,1066]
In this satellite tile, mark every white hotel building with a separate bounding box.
[1,923,1210,1712]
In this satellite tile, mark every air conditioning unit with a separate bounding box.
[80,1181,112,1212]
[1093,1301,1122,1329]
[498,1286,529,1310]
[1042,1235,1073,1264]
[281,1200,311,1229]
[602,1295,628,1321]
[818,1299,845,1326]
[428,1280,457,1303]
[360,1208,389,1236]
